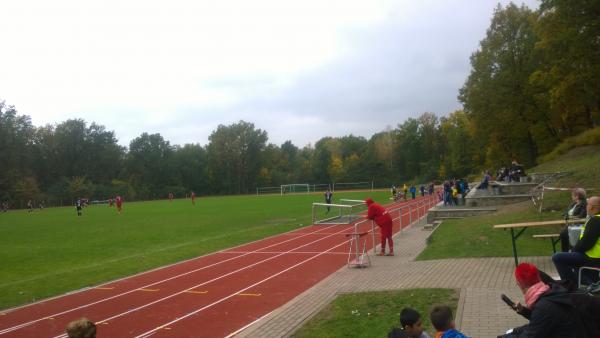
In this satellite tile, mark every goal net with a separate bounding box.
[333,181,373,191]
[281,183,310,195]
[312,201,365,225]
[256,186,282,195]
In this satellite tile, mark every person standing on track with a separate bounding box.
[365,198,394,256]
[324,187,333,213]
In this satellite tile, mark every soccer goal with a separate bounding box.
[312,201,364,225]
[333,181,373,191]
[256,186,282,195]
[281,183,310,195]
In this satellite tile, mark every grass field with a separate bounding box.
[292,288,459,338]
[0,190,390,310]
[418,144,600,261]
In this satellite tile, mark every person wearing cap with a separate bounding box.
[498,263,577,338]
[365,198,394,256]
[552,196,600,284]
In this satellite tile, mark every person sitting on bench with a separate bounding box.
[559,188,587,252]
[552,196,600,285]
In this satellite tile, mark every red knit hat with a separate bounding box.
[365,198,374,206]
[514,263,541,288]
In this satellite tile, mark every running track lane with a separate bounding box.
[0,195,437,337]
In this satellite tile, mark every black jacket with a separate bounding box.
[503,285,578,338]
[564,201,587,220]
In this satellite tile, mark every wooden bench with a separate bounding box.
[532,233,560,253]
[493,218,585,266]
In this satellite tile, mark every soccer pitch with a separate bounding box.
[0,190,389,310]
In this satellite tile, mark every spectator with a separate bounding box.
[403,184,409,201]
[451,183,459,205]
[430,305,468,338]
[552,196,600,285]
[392,185,398,199]
[66,318,96,338]
[388,328,409,338]
[410,185,417,199]
[509,160,526,182]
[559,188,587,252]
[420,185,426,197]
[428,183,435,196]
[478,171,490,190]
[398,308,430,338]
[443,181,452,206]
[365,198,394,256]
[498,263,577,338]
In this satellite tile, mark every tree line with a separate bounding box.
[1,0,598,207]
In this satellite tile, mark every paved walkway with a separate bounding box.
[236,217,557,338]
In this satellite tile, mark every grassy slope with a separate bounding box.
[418,145,600,261]
[0,190,389,310]
[293,289,458,338]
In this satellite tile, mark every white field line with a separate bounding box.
[50,224,356,338]
[0,224,343,336]
[134,236,354,338]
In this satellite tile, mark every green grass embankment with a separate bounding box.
[418,145,600,261]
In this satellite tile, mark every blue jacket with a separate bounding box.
[441,329,469,338]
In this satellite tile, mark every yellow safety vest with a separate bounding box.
[579,214,600,258]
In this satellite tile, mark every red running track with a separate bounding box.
[0,195,438,338]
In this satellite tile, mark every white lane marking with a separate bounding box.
[0,224,343,336]
[135,237,353,338]
[49,224,355,338]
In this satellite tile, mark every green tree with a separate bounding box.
[459,3,540,168]
[206,121,268,194]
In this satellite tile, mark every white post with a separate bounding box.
[371,220,376,254]
[399,207,403,234]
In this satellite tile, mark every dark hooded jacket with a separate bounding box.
[502,284,578,338]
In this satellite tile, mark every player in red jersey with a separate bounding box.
[168,192,174,202]
[365,198,394,256]
[115,195,123,214]
[191,191,196,205]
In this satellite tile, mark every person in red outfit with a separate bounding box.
[168,192,174,202]
[115,195,123,214]
[365,198,394,256]
[191,191,196,205]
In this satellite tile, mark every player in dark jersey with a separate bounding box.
[324,188,333,213]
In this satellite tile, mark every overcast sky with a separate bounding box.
[1,0,538,148]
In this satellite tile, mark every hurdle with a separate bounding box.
[346,220,372,268]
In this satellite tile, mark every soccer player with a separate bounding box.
[168,192,174,202]
[115,195,123,214]
[324,188,333,213]
[365,198,394,256]
[191,191,196,205]
[75,198,83,216]
[27,199,33,213]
